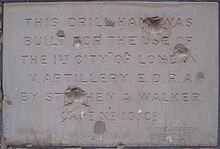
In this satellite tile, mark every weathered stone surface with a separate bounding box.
[3,2,218,147]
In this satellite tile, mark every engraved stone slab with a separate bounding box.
[3,2,218,147]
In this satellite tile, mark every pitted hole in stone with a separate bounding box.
[7,100,12,105]
[56,30,65,38]
[94,121,106,135]
[138,109,143,114]
[73,37,82,49]
[105,19,115,27]
[197,72,204,79]
[165,136,173,142]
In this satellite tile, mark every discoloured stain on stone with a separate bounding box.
[94,121,106,135]
[173,43,191,63]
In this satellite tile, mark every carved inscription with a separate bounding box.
[3,3,218,147]
[21,13,200,141]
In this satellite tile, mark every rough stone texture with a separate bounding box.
[0,2,2,147]
[2,2,219,148]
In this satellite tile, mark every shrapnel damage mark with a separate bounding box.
[197,72,204,79]
[73,37,82,48]
[143,16,163,32]
[173,43,191,63]
[142,16,171,40]
[3,96,12,106]
[64,86,86,99]
[56,30,65,38]
[7,100,12,105]
[105,19,115,27]
[63,86,89,120]
[94,121,106,135]
[165,136,173,142]
[117,143,126,149]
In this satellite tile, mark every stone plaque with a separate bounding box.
[3,2,218,147]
